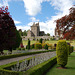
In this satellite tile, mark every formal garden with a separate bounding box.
[0,6,75,75]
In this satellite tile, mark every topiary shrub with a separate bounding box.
[39,38,43,44]
[27,39,30,50]
[56,40,68,67]
[35,43,42,49]
[44,44,48,50]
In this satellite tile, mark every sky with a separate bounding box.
[0,0,75,36]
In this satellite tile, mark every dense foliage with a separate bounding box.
[35,43,42,49]
[13,30,22,49]
[44,44,48,50]
[56,40,68,67]
[27,39,30,50]
[39,38,43,44]
[0,6,21,53]
[18,29,27,36]
[55,6,75,40]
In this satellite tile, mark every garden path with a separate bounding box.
[0,51,56,65]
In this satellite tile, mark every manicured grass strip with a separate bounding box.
[0,50,56,60]
[46,52,75,75]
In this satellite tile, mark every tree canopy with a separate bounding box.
[0,6,21,52]
[55,6,75,40]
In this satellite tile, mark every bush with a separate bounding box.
[30,44,35,49]
[70,46,74,53]
[16,48,21,50]
[44,44,48,50]
[42,43,47,48]
[39,38,43,44]
[21,48,25,50]
[53,43,57,49]
[27,39,30,50]
[47,44,53,49]
[56,40,68,67]
[35,43,42,49]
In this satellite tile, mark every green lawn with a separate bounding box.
[22,40,75,50]
[22,40,36,45]
[46,52,75,75]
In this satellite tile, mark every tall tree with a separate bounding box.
[55,6,75,40]
[0,6,21,53]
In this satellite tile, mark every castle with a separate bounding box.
[22,22,50,40]
[27,22,45,37]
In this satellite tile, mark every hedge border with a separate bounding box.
[0,50,56,60]
[0,56,56,75]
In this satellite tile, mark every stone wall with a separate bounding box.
[22,36,50,40]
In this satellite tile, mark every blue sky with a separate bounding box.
[0,0,75,35]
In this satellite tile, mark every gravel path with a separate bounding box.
[0,51,56,66]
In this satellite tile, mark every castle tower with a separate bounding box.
[31,22,40,37]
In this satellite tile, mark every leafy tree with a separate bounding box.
[23,30,27,36]
[47,33,50,36]
[13,30,22,49]
[55,6,75,40]
[0,6,20,53]
[18,29,23,36]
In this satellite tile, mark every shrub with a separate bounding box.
[21,48,25,50]
[39,38,43,44]
[16,48,21,50]
[47,44,53,49]
[56,40,68,67]
[27,39,30,50]
[35,43,42,49]
[42,43,47,48]
[70,46,74,53]
[44,44,48,50]
[67,45,70,55]
[54,43,57,49]
[30,44,35,49]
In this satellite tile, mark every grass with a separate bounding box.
[22,40,36,45]
[22,40,75,50]
[46,52,75,75]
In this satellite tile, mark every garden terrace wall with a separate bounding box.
[0,56,56,75]
[0,50,56,60]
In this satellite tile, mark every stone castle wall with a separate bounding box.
[22,36,50,40]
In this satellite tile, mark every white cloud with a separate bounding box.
[14,20,21,24]
[30,17,39,22]
[16,25,30,31]
[23,0,45,16]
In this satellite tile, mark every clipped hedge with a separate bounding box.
[0,50,56,60]
[23,56,56,75]
[56,40,68,67]
[0,56,56,75]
